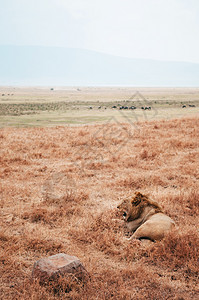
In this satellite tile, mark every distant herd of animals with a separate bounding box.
[0,93,196,110]
[89,106,151,110]
[182,104,195,108]
[89,104,196,110]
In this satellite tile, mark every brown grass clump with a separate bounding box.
[0,116,199,299]
[68,210,125,256]
[0,231,63,255]
[149,230,199,269]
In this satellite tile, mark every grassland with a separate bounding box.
[0,87,199,127]
[0,87,199,299]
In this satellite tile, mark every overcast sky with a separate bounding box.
[1,0,199,63]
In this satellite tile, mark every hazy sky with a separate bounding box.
[1,0,199,63]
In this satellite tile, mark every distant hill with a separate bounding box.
[0,45,199,86]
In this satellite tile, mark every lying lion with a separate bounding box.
[117,192,175,241]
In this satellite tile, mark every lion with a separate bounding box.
[117,192,175,241]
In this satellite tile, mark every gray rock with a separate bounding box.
[32,253,87,284]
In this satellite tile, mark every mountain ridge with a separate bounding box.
[0,45,199,86]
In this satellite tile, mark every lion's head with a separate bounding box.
[117,192,162,222]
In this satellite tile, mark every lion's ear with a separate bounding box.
[131,198,141,206]
[131,192,143,206]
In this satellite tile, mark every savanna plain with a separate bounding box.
[0,87,199,299]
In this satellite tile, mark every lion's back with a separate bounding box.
[133,213,175,241]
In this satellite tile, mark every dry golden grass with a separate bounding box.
[0,116,199,299]
[1,86,199,127]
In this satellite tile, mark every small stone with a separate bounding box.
[32,253,87,284]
